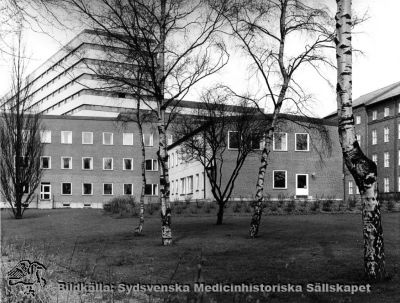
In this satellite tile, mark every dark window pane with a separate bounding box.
[124,184,132,195]
[62,183,71,194]
[144,184,152,195]
[145,159,152,170]
[297,175,307,189]
[229,131,240,149]
[274,171,286,188]
[296,134,308,151]
[83,184,92,195]
[124,159,132,170]
[104,184,112,195]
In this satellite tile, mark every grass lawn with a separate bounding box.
[1,209,400,302]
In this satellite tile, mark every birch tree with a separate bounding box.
[221,0,334,237]
[46,0,229,245]
[335,0,385,281]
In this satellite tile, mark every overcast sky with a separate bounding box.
[1,1,399,118]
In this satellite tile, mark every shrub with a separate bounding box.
[175,204,183,214]
[204,203,212,213]
[232,202,241,213]
[310,200,320,212]
[103,196,136,216]
[285,199,296,213]
[387,200,395,212]
[244,201,252,213]
[322,199,334,212]
[196,200,204,209]
[347,197,357,210]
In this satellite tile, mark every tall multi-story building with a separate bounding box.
[325,81,400,199]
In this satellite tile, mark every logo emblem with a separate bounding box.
[7,260,47,297]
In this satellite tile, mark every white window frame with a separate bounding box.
[167,134,173,146]
[272,132,288,151]
[171,180,175,195]
[40,130,51,143]
[227,131,240,150]
[103,132,114,145]
[61,157,72,169]
[82,132,93,144]
[384,178,389,193]
[103,183,113,195]
[187,176,193,194]
[195,174,200,191]
[40,156,51,169]
[40,183,51,200]
[348,181,353,195]
[82,183,93,195]
[384,107,389,117]
[175,179,179,194]
[143,133,154,147]
[272,170,287,189]
[123,183,133,195]
[384,127,389,143]
[123,133,134,146]
[123,158,133,170]
[372,154,377,165]
[355,115,361,124]
[144,183,158,196]
[61,182,72,195]
[384,152,389,167]
[61,131,72,144]
[372,110,377,121]
[295,133,309,152]
[82,157,93,170]
[356,134,361,145]
[145,159,158,171]
[372,130,377,145]
[103,157,113,170]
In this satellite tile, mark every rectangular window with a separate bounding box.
[398,124,400,140]
[61,182,72,195]
[180,178,185,194]
[372,154,377,165]
[187,176,193,194]
[384,178,389,193]
[171,181,174,195]
[103,183,113,195]
[61,157,72,169]
[372,110,377,120]
[372,130,377,145]
[143,133,153,146]
[356,134,361,145]
[273,132,287,151]
[195,174,200,191]
[103,158,113,170]
[273,170,287,189]
[40,156,51,169]
[40,130,51,143]
[384,127,389,142]
[355,115,361,124]
[40,183,51,200]
[295,133,309,151]
[103,132,113,145]
[348,181,353,195]
[144,184,158,196]
[167,134,173,146]
[82,183,93,195]
[145,159,158,171]
[82,132,93,144]
[61,131,72,144]
[384,107,389,117]
[82,157,93,170]
[228,131,240,149]
[123,184,133,195]
[123,133,134,145]
[384,152,389,167]
[123,158,133,170]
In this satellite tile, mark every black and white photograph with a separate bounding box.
[0,0,399,302]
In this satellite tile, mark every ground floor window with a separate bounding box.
[123,184,133,195]
[61,182,72,195]
[187,176,193,194]
[145,159,158,171]
[40,183,51,200]
[145,184,158,196]
[348,181,353,195]
[273,170,287,189]
[82,183,93,195]
[103,183,113,195]
[40,156,51,169]
[384,178,389,193]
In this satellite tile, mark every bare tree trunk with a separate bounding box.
[336,0,385,280]
[216,202,224,225]
[135,111,146,235]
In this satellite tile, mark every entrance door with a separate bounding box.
[296,174,308,196]
[40,183,51,200]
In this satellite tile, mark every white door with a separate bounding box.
[40,183,51,200]
[296,174,309,196]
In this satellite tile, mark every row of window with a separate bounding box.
[39,182,158,199]
[349,177,395,194]
[170,174,203,195]
[40,156,158,171]
[369,150,400,168]
[40,131,173,146]
[354,105,400,125]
